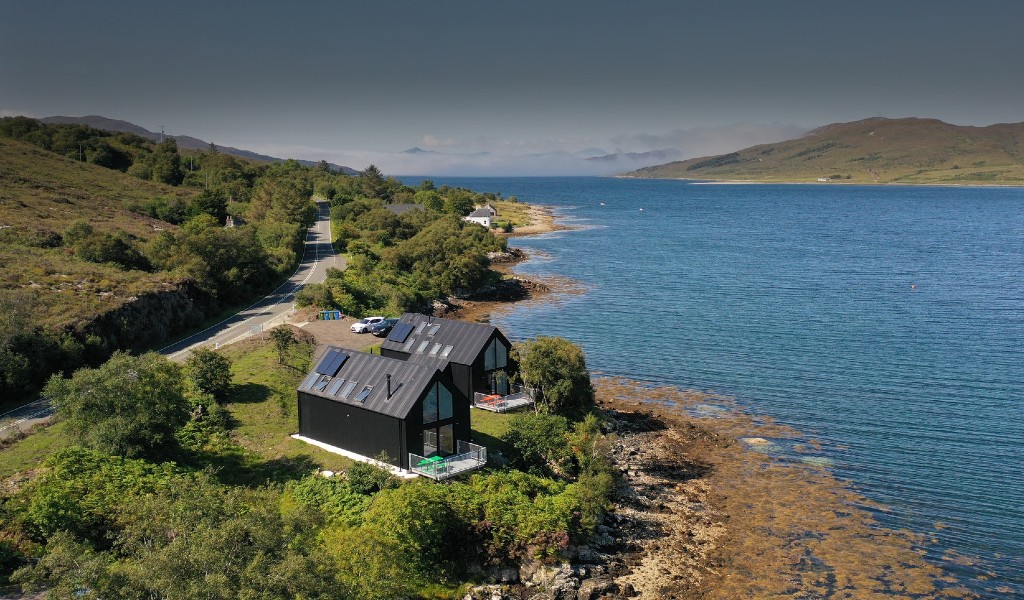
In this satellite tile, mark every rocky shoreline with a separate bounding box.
[461,381,965,600]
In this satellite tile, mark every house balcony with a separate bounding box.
[409,440,487,480]
[473,384,536,413]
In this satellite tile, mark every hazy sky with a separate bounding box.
[3,1,1023,175]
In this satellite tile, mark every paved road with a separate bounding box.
[1,201,340,440]
[160,200,341,361]
[0,399,52,441]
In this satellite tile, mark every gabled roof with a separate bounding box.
[467,208,492,218]
[386,203,424,215]
[298,347,439,419]
[380,313,506,367]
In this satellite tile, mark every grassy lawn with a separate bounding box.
[216,337,354,478]
[0,421,71,479]
[470,407,514,458]
[491,200,531,227]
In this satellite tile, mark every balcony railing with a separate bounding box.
[473,384,536,413]
[409,440,487,480]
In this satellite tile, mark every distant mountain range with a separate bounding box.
[625,117,1024,185]
[40,115,359,175]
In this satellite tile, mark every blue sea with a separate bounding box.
[410,176,1024,597]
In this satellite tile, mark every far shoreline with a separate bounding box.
[612,174,1024,188]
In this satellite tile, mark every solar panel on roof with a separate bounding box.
[325,351,349,376]
[387,322,414,343]
[314,349,339,375]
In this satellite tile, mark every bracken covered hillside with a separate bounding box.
[0,137,194,328]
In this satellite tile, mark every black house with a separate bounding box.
[296,347,475,472]
[379,314,514,402]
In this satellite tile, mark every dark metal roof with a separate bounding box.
[467,208,492,218]
[379,313,506,367]
[299,346,439,419]
[385,203,424,215]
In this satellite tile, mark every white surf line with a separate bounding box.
[160,203,329,358]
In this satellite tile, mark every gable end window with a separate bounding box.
[422,381,454,424]
[484,338,508,371]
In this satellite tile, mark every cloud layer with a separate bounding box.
[248,123,808,176]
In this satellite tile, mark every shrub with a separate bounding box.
[503,413,573,477]
[184,347,232,400]
[285,476,370,527]
[346,460,398,495]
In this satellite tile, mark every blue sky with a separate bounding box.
[3,1,1023,175]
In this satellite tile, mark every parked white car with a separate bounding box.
[350,316,385,333]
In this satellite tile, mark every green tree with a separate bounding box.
[414,189,443,212]
[359,164,390,201]
[443,191,475,216]
[187,189,228,223]
[515,337,595,417]
[269,327,295,364]
[44,352,189,459]
[151,139,184,185]
[184,347,232,400]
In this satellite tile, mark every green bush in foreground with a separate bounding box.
[44,352,189,460]
[184,347,232,400]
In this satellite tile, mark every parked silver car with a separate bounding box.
[350,316,385,333]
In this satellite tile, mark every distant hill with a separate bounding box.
[625,117,1024,185]
[41,115,359,175]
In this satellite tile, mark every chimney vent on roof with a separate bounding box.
[386,373,392,399]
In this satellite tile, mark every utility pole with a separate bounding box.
[78,142,83,161]
[159,125,165,143]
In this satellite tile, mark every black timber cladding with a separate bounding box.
[379,313,504,368]
[300,347,439,419]
[298,393,404,467]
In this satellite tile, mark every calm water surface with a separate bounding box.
[414,176,1024,597]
